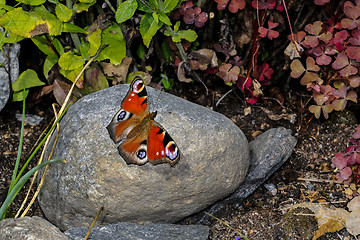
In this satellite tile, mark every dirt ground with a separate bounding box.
[0,78,359,239]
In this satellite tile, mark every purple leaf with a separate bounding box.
[332,152,348,169]
[228,0,245,13]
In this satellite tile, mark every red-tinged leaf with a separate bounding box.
[343,1,360,20]
[300,72,319,85]
[333,85,347,98]
[309,105,321,118]
[215,0,229,10]
[304,35,319,48]
[314,0,330,5]
[340,64,358,77]
[339,166,352,180]
[341,18,359,30]
[218,63,240,82]
[305,21,322,36]
[306,57,320,72]
[334,30,349,45]
[349,75,360,87]
[228,0,245,13]
[319,32,332,43]
[258,27,268,38]
[332,99,347,111]
[237,76,252,90]
[347,90,358,102]
[267,29,279,40]
[322,104,333,119]
[290,59,305,78]
[268,20,278,29]
[288,31,306,42]
[348,152,357,165]
[195,12,208,28]
[314,92,328,105]
[332,152,348,169]
[353,126,360,139]
[332,53,349,70]
[350,28,360,45]
[316,53,332,65]
[346,46,360,61]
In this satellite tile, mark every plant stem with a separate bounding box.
[8,88,26,194]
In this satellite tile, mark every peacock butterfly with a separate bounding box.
[106,76,180,166]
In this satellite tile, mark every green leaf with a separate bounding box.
[152,12,159,24]
[139,13,163,47]
[160,40,171,62]
[96,23,126,65]
[174,21,180,32]
[74,0,96,13]
[164,0,179,13]
[12,89,29,102]
[55,3,73,22]
[60,67,84,83]
[32,35,57,56]
[0,31,23,43]
[58,51,85,70]
[12,69,44,91]
[136,43,145,59]
[52,37,64,55]
[43,54,58,79]
[32,5,63,36]
[115,0,138,23]
[88,28,101,57]
[62,23,87,34]
[83,63,109,93]
[159,12,171,25]
[137,0,156,12]
[79,40,90,59]
[16,0,46,5]
[172,29,197,42]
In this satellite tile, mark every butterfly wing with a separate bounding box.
[146,121,180,166]
[106,76,149,143]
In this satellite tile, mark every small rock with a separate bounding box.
[0,43,20,111]
[0,216,69,240]
[38,84,250,230]
[15,113,43,126]
[65,222,209,240]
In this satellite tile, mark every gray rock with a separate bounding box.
[65,222,209,240]
[0,43,20,111]
[38,84,250,231]
[198,127,297,223]
[0,216,69,240]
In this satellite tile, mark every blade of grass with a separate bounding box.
[0,158,65,219]
[8,88,26,193]
[10,103,70,191]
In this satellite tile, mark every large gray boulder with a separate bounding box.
[38,84,250,231]
[65,222,209,240]
[0,216,69,240]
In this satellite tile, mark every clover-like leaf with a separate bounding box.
[215,0,229,10]
[349,28,360,45]
[349,75,360,87]
[251,0,276,9]
[309,105,321,118]
[332,53,349,70]
[314,0,330,5]
[347,90,358,103]
[290,59,305,78]
[228,0,245,13]
[258,20,279,40]
[332,152,348,170]
[346,46,360,62]
[218,63,240,82]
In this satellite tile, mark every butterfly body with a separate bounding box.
[106,77,180,166]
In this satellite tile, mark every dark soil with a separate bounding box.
[1,79,359,239]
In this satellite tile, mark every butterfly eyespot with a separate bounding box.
[165,142,178,160]
[132,78,144,93]
[117,110,132,121]
[137,149,147,159]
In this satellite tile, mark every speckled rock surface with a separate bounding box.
[0,216,69,240]
[38,84,250,230]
